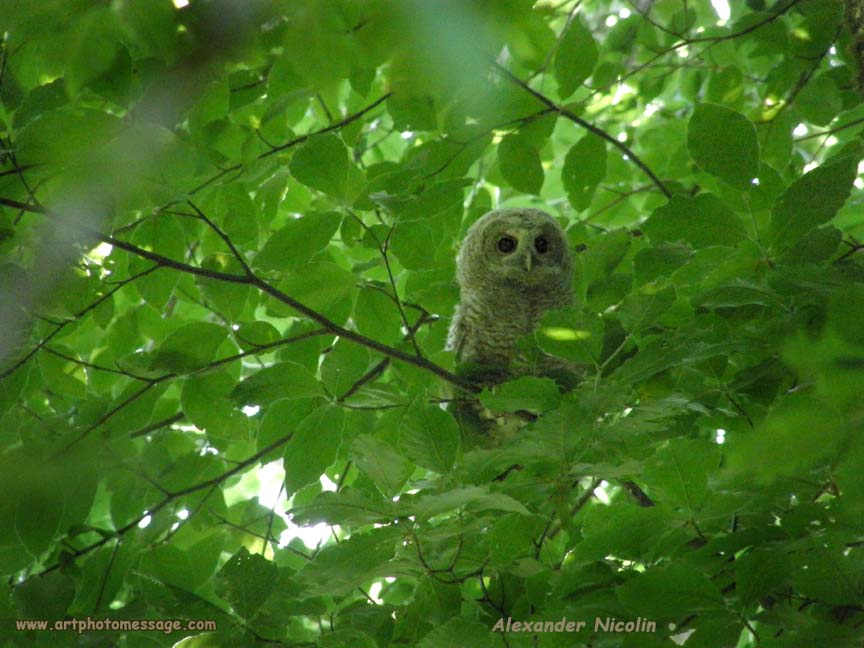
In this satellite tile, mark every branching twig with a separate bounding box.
[492,62,671,197]
[0,197,473,391]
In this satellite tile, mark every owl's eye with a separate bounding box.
[534,235,549,254]
[497,236,517,254]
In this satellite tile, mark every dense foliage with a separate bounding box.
[2,0,864,646]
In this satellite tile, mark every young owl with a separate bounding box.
[447,207,574,385]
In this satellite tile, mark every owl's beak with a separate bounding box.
[524,252,537,272]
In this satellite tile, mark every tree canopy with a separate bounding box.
[2,0,864,646]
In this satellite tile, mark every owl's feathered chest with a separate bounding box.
[448,279,569,366]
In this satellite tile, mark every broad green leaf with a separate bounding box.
[724,393,844,483]
[536,307,604,364]
[830,285,864,347]
[480,376,561,413]
[562,132,607,210]
[554,17,598,98]
[735,547,791,607]
[642,438,720,515]
[296,526,402,596]
[274,260,355,317]
[581,228,631,286]
[38,345,86,399]
[205,183,258,246]
[633,243,692,284]
[230,361,324,406]
[257,398,319,451]
[283,405,345,496]
[288,133,362,200]
[687,103,759,188]
[793,546,862,606]
[617,563,725,617]
[291,489,398,527]
[390,220,438,270]
[388,93,437,131]
[354,288,403,345]
[616,284,676,333]
[320,338,372,398]
[196,254,251,321]
[181,371,247,438]
[15,108,121,164]
[150,322,227,373]
[398,401,459,473]
[215,548,276,619]
[233,321,282,351]
[796,74,842,126]
[770,152,858,250]
[66,8,122,95]
[129,216,186,310]
[497,134,544,195]
[349,435,413,498]
[418,618,493,648]
[114,0,177,63]
[254,211,342,272]
[576,505,681,562]
[643,194,747,248]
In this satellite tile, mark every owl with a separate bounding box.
[447,207,575,386]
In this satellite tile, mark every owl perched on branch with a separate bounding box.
[447,207,575,388]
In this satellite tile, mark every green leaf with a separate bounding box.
[418,618,494,648]
[15,108,122,164]
[257,398,319,452]
[197,254,251,321]
[796,74,842,126]
[114,0,177,63]
[554,17,598,99]
[687,103,759,188]
[497,134,544,195]
[643,194,747,248]
[388,93,437,131]
[536,307,604,364]
[291,489,397,527]
[180,371,246,436]
[642,438,721,515]
[354,288,403,345]
[129,216,186,310]
[770,152,858,251]
[617,284,676,333]
[254,211,342,272]
[349,435,413,497]
[398,401,460,473]
[150,322,227,373]
[230,362,324,406]
[725,393,844,483]
[66,8,122,95]
[296,526,402,596]
[390,220,439,270]
[273,260,355,318]
[793,545,863,606]
[617,563,725,618]
[735,547,791,607]
[320,338,372,397]
[480,376,561,413]
[288,133,362,200]
[283,405,345,496]
[215,548,276,619]
[562,132,607,210]
[633,243,692,284]
[576,505,681,562]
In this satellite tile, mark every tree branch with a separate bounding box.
[491,62,671,197]
[0,197,472,391]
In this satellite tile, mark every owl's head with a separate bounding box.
[456,208,573,293]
